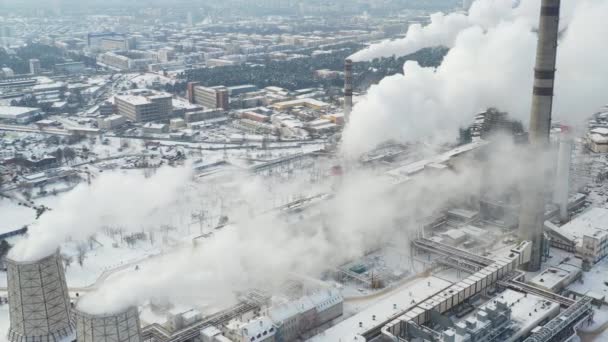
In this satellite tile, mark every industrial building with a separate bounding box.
[0,106,41,124]
[115,90,173,122]
[437,289,560,342]
[224,317,276,342]
[269,290,343,341]
[6,252,74,342]
[74,306,142,342]
[546,207,608,264]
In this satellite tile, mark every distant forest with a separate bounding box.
[181,46,448,92]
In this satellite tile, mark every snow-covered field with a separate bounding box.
[0,197,35,234]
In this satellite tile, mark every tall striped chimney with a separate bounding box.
[344,59,353,123]
[518,0,561,272]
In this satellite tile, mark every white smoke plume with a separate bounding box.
[9,165,194,262]
[342,0,608,158]
[349,0,539,62]
[76,146,515,315]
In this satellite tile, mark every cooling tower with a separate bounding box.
[74,306,142,342]
[518,0,561,272]
[344,58,353,122]
[6,251,74,342]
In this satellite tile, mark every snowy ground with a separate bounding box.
[0,305,8,342]
[0,197,35,234]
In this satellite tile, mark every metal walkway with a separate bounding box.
[413,238,494,267]
[498,279,575,307]
[142,293,267,342]
[523,296,593,342]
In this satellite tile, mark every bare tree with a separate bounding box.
[76,243,87,267]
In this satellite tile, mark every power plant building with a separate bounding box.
[6,252,74,342]
[74,306,142,342]
[548,207,608,264]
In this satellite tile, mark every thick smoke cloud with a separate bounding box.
[349,0,538,62]
[9,166,193,262]
[76,147,514,314]
[342,0,607,157]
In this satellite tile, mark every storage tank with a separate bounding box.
[74,306,142,342]
[6,251,74,342]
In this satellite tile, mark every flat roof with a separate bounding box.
[552,207,608,245]
[0,106,40,118]
[308,276,452,342]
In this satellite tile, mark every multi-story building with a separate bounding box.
[97,51,157,71]
[115,90,172,122]
[54,61,86,74]
[29,59,41,75]
[191,85,229,110]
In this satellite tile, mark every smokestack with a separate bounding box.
[6,251,74,342]
[74,306,142,342]
[518,0,561,272]
[554,126,573,222]
[344,59,353,123]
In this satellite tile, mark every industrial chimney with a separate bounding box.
[74,306,142,342]
[554,126,573,222]
[518,0,561,272]
[344,59,353,123]
[6,251,74,342]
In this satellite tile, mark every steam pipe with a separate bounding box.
[518,0,561,272]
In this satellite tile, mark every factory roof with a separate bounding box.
[529,263,581,291]
[0,106,40,118]
[308,276,452,341]
[551,207,608,246]
[228,316,275,340]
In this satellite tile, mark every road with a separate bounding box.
[0,123,71,136]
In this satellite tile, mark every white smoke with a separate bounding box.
[349,0,538,62]
[75,151,501,315]
[342,0,607,157]
[9,165,194,262]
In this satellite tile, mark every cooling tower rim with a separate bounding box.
[5,249,61,266]
[73,305,139,319]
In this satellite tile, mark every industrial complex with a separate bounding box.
[1,0,608,341]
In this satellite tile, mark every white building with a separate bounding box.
[224,317,276,342]
[550,207,608,264]
[97,114,126,130]
[587,127,608,153]
[270,289,343,341]
[0,106,41,124]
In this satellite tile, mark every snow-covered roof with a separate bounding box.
[0,106,40,118]
[308,277,451,341]
[551,207,608,245]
